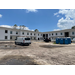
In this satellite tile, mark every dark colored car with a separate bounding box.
[44,38,50,42]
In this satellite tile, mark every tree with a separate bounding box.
[71,26,75,29]
[34,29,39,32]
[13,24,17,29]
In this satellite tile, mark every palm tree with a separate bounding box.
[22,25,26,30]
[13,24,17,29]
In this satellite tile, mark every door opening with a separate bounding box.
[43,34,45,39]
[65,32,69,37]
[38,38,39,40]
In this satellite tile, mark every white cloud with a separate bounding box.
[54,9,69,16]
[26,9,38,13]
[58,9,69,15]
[0,25,12,28]
[53,29,60,31]
[54,9,75,30]
[24,27,30,30]
[0,14,2,18]
[31,29,34,31]
[0,25,32,30]
[57,15,59,17]
[54,13,60,17]
[54,13,58,16]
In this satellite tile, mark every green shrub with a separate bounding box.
[53,42,56,44]
[53,42,60,44]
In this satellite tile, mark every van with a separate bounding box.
[15,37,31,46]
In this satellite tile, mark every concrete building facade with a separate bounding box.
[0,27,75,41]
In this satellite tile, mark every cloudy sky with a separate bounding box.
[0,9,75,32]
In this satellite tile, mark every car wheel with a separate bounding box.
[26,44,29,46]
[15,42,17,45]
[21,43,23,46]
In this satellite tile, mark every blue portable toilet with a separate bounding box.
[67,37,71,44]
[65,37,68,44]
[60,38,64,44]
[69,38,71,44]
[63,38,65,44]
[56,38,60,44]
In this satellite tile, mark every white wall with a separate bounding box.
[69,31,75,36]
[20,31,28,36]
[0,28,44,40]
[48,32,64,38]
[0,29,21,40]
[1,28,75,41]
[10,30,20,36]
[19,31,36,38]
[0,29,5,40]
[35,33,42,40]
[0,29,10,40]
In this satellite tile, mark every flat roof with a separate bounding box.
[0,27,75,33]
[42,29,75,33]
[0,27,42,33]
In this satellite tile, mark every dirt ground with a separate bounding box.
[0,40,75,65]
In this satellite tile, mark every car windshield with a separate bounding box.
[73,38,75,40]
[25,38,30,40]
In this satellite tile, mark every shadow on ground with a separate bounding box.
[0,55,38,65]
[0,45,29,50]
[0,42,14,44]
[40,45,64,48]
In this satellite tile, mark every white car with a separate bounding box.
[51,39,55,42]
[15,37,31,46]
[72,38,75,43]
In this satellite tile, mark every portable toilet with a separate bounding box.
[56,38,60,44]
[67,37,71,44]
[64,37,68,44]
[69,38,71,44]
[63,37,65,44]
[60,38,64,44]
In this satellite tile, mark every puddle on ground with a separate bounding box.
[40,45,64,48]
[0,45,28,49]
[0,55,38,65]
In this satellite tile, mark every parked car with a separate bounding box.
[72,38,75,43]
[49,38,51,42]
[44,38,50,42]
[15,37,31,46]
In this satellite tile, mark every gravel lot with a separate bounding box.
[0,41,75,65]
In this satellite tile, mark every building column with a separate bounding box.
[45,34,46,39]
